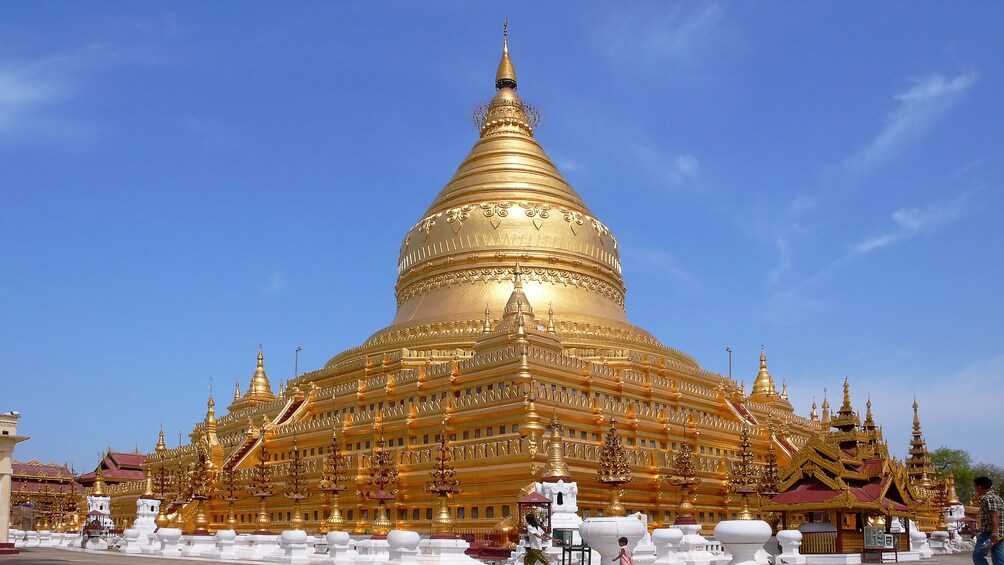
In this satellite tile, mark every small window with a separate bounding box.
[457,508,465,519]
[472,507,479,519]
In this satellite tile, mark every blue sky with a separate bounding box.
[2,4,1002,472]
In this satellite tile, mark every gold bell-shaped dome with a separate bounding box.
[336,23,695,370]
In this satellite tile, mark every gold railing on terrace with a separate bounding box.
[801,531,837,554]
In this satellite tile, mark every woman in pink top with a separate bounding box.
[614,537,634,565]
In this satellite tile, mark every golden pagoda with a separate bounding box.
[100,27,823,534]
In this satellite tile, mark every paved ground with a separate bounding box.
[0,547,981,565]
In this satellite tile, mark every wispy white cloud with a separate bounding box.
[599,4,728,71]
[633,144,701,189]
[0,46,111,146]
[846,71,976,173]
[767,234,792,286]
[852,192,970,255]
[554,157,583,174]
[264,273,284,293]
[785,194,817,217]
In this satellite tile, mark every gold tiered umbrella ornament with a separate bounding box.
[757,436,782,529]
[364,424,399,538]
[426,421,462,538]
[725,427,761,520]
[248,429,275,534]
[169,463,193,529]
[597,416,633,517]
[216,461,241,531]
[284,436,310,531]
[152,456,173,529]
[318,429,349,534]
[666,415,701,525]
[189,447,213,535]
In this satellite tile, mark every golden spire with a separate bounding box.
[945,470,960,505]
[155,426,166,454]
[92,468,106,496]
[247,345,276,400]
[906,397,935,485]
[233,380,241,402]
[781,380,788,400]
[840,377,853,413]
[520,382,545,438]
[502,261,534,321]
[142,466,155,498]
[749,347,778,402]
[546,303,556,334]
[810,399,818,422]
[495,20,517,90]
[821,388,831,426]
[206,392,217,427]
[515,298,526,338]
[542,410,571,482]
[482,304,493,334]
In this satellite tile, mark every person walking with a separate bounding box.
[614,536,634,565]
[974,476,1004,565]
[524,513,556,565]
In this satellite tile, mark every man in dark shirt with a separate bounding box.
[974,476,1004,565]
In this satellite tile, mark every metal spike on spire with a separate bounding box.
[496,20,517,90]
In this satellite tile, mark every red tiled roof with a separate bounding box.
[771,481,840,505]
[858,459,884,473]
[12,462,73,478]
[103,468,144,480]
[12,478,81,493]
[109,452,146,468]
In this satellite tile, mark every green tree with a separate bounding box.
[931,447,974,503]
[972,463,1004,497]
